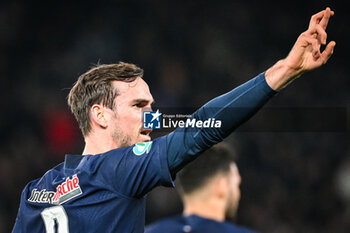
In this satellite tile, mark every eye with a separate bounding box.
[133,102,146,108]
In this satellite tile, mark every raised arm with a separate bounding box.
[165,7,335,175]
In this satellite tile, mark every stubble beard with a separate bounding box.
[110,109,135,148]
[111,125,133,148]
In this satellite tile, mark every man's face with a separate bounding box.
[108,77,154,148]
[225,163,242,221]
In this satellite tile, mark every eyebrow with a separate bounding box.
[132,99,155,105]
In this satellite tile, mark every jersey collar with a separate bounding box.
[64,154,83,170]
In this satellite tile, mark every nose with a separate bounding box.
[144,107,153,112]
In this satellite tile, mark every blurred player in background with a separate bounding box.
[146,142,257,233]
[12,8,335,233]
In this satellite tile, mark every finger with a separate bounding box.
[319,7,334,30]
[307,24,327,45]
[309,10,325,29]
[301,34,321,58]
[320,41,336,64]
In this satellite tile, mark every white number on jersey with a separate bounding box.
[41,206,69,233]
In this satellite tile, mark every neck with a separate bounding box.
[82,132,118,155]
[183,195,226,222]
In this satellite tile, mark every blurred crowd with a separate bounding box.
[1,1,349,232]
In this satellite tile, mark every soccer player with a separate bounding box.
[12,8,335,233]
[146,143,257,233]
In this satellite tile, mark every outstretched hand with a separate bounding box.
[265,7,335,90]
[285,7,335,75]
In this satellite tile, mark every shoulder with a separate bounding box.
[146,215,184,233]
[28,162,65,188]
[91,137,169,174]
[18,162,65,203]
[100,136,167,161]
[146,216,258,233]
[221,221,258,233]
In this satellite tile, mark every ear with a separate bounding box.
[90,104,108,128]
[215,176,229,199]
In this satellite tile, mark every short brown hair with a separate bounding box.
[68,62,143,136]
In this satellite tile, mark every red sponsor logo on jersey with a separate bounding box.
[52,174,82,204]
[28,174,82,205]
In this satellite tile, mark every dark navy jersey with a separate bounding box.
[146,215,258,233]
[13,137,173,233]
[13,73,276,233]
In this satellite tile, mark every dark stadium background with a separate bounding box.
[1,1,349,232]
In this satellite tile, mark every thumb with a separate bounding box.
[320,41,336,64]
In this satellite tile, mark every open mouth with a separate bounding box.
[140,129,152,141]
